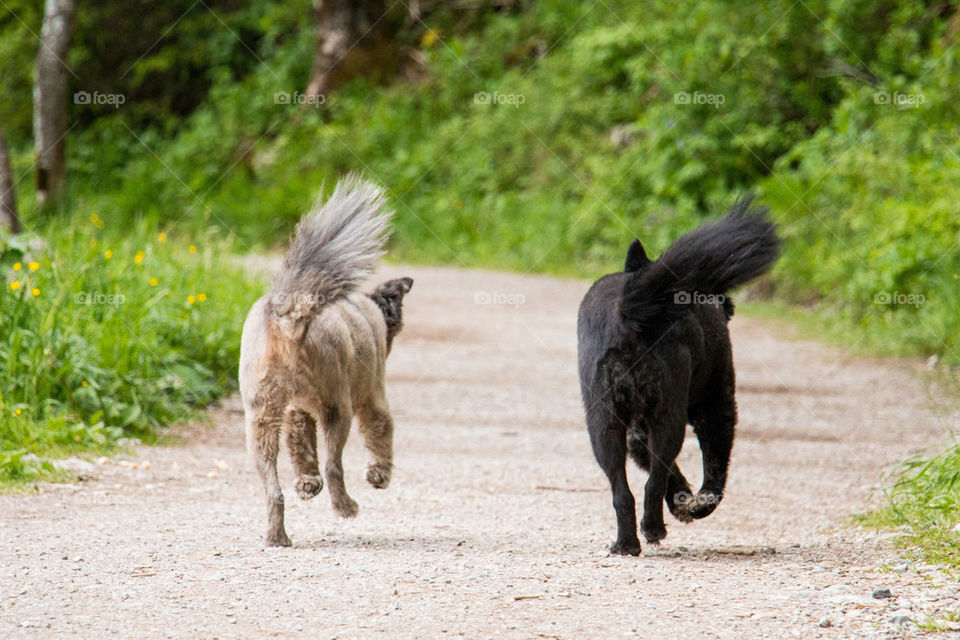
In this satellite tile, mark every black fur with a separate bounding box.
[576,194,780,555]
[368,277,413,353]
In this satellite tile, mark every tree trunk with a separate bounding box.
[33,0,75,206]
[0,125,19,233]
[306,0,391,98]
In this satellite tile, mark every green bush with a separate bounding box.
[0,214,263,483]
[763,27,960,359]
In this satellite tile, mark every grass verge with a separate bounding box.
[857,443,960,571]
[0,213,264,486]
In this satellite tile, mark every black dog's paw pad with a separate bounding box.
[670,504,694,524]
[610,539,642,556]
[668,491,696,523]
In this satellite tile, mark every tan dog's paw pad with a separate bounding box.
[366,464,391,489]
[295,475,324,500]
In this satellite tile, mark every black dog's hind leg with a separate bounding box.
[640,417,686,544]
[590,418,641,556]
[628,428,693,523]
[689,376,737,520]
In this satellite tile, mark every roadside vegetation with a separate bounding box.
[859,443,960,570]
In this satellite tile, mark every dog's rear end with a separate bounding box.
[577,195,779,555]
[239,176,412,547]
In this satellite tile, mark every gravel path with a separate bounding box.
[2,263,958,638]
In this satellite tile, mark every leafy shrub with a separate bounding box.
[0,214,262,483]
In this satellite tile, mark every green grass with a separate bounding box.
[0,212,264,484]
[858,443,960,570]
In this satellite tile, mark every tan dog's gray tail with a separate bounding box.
[270,174,392,338]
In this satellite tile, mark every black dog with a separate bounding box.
[577,195,780,555]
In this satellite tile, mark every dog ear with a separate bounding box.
[398,277,413,293]
[624,239,650,272]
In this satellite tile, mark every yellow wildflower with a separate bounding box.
[158,232,167,243]
[187,295,196,304]
[104,250,113,260]
[28,262,38,271]
[188,245,197,254]
[421,29,440,47]
[12,262,20,271]
[134,251,145,264]
[149,278,159,287]
[197,293,207,302]
[10,281,19,291]
[31,288,39,297]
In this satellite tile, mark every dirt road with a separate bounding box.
[2,264,958,638]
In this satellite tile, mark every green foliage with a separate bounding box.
[860,441,960,569]
[763,27,960,358]
[0,1,42,145]
[0,214,263,483]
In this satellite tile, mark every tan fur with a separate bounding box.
[239,291,398,547]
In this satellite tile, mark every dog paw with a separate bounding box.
[669,504,694,523]
[688,490,722,520]
[333,496,359,519]
[641,521,667,545]
[366,464,391,489]
[295,475,324,500]
[609,538,642,556]
[668,492,695,523]
[265,531,292,547]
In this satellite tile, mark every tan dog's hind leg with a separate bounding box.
[321,402,358,518]
[285,408,323,500]
[358,400,394,489]
[247,404,290,547]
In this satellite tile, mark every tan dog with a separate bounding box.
[239,176,412,547]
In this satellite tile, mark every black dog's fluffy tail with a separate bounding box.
[620,194,780,332]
